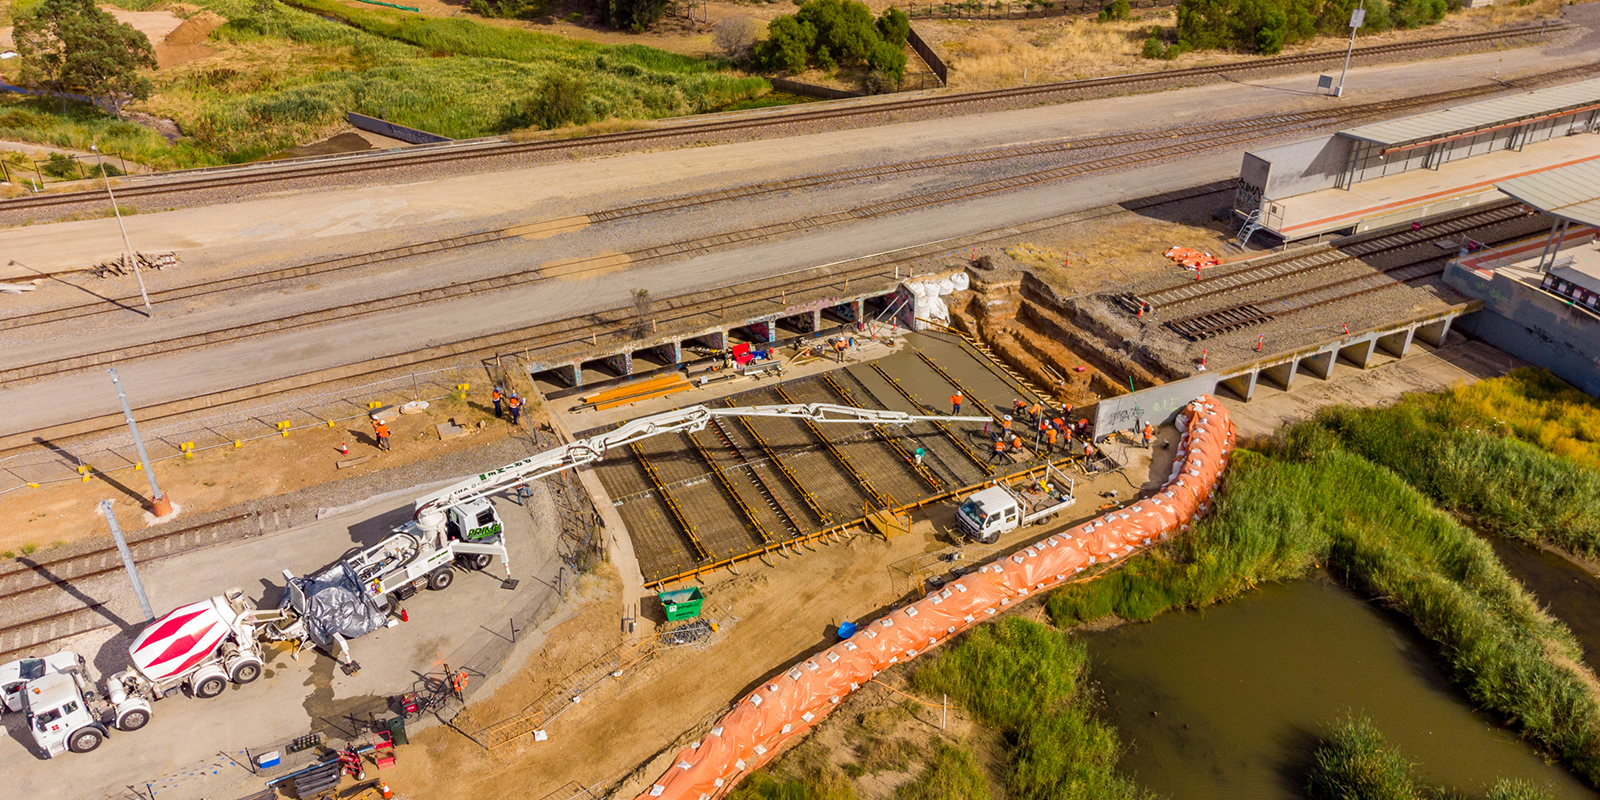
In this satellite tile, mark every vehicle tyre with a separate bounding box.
[462,553,492,571]
[68,728,104,753]
[427,567,454,591]
[117,709,150,732]
[194,674,227,699]
[230,660,262,685]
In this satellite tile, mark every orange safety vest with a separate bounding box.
[950,393,962,405]
[1011,436,1023,451]
[1053,417,1065,430]
[1047,428,1058,444]
[508,396,521,409]
[1143,424,1155,439]
[992,440,1005,453]
[1001,419,1012,431]
[374,423,389,437]
[492,389,501,401]
[1029,403,1042,417]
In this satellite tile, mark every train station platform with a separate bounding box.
[1261,134,1600,241]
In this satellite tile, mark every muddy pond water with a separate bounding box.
[1080,578,1596,799]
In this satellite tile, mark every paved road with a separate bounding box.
[0,44,1592,436]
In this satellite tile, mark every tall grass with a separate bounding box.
[1306,716,1424,800]
[912,618,1145,800]
[1301,369,1600,558]
[11,0,767,166]
[893,743,995,800]
[1307,716,1556,800]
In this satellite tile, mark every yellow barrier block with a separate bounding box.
[78,465,90,482]
[234,440,243,448]
[327,420,336,428]
[181,442,195,459]
[277,421,291,438]
[28,482,38,488]
[135,462,143,470]
[367,401,382,410]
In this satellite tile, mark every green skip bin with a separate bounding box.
[658,587,705,621]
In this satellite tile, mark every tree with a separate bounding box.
[877,7,910,47]
[13,0,155,116]
[712,15,761,63]
[756,15,816,73]
[755,0,905,82]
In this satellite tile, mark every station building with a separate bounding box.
[1234,77,1600,243]
[1443,160,1600,397]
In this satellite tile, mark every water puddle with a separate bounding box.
[1080,578,1595,799]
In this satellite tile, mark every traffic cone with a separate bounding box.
[1255,334,1264,352]
[380,782,394,799]
[339,443,349,455]
[1341,323,1349,335]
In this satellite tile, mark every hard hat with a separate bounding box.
[1004,415,1012,420]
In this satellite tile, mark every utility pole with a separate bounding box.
[1335,0,1365,98]
[100,500,155,623]
[91,144,153,317]
[109,367,173,517]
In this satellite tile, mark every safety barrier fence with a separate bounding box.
[0,365,478,496]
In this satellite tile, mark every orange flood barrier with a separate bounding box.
[634,396,1236,800]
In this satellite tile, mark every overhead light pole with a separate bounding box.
[99,500,155,623]
[1335,0,1366,98]
[109,367,173,517]
[91,144,153,317]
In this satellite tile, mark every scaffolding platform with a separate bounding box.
[1261,134,1600,241]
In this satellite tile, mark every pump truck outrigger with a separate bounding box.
[19,401,982,756]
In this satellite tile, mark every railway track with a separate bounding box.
[1155,209,1550,340]
[1121,201,1532,314]
[0,22,1569,215]
[0,514,252,660]
[0,110,1345,335]
[7,68,1587,392]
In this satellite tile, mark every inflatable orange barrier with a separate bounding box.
[635,397,1236,800]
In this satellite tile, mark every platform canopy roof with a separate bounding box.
[1497,159,1600,229]
[1339,77,1600,150]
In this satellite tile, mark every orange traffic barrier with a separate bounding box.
[635,397,1236,800]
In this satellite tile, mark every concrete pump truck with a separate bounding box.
[24,401,977,755]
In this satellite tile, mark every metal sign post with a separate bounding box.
[109,367,174,517]
[1336,0,1366,98]
[91,144,153,317]
[100,500,155,623]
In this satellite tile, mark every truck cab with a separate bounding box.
[24,671,106,757]
[957,487,1020,544]
[1,652,83,713]
[446,498,502,542]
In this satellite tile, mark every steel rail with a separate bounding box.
[0,22,1569,214]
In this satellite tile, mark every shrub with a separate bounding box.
[503,72,593,130]
[1175,0,1428,54]
[713,15,761,62]
[41,151,80,178]
[877,6,909,46]
[1141,33,1163,58]
[1098,0,1130,20]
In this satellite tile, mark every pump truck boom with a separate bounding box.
[277,402,979,670]
[27,401,980,756]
